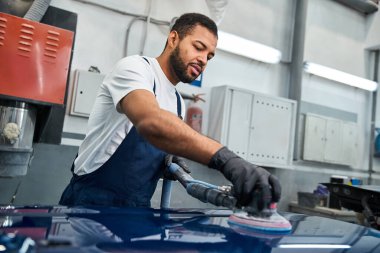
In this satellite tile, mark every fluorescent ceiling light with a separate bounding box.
[279,244,351,249]
[304,62,378,91]
[217,31,282,64]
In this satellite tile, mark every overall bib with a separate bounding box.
[60,61,182,207]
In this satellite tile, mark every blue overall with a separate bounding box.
[59,63,182,207]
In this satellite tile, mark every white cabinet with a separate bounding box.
[208,86,297,167]
[248,96,295,165]
[303,115,326,162]
[324,119,342,163]
[303,113,358,166]
[341,121,358,166]
[226,90,252,159]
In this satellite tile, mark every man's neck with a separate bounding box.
[156,54,179,85]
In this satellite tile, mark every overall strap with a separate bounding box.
[175,90,182,119]
[71,154,78,173]
[142,56,181,119]
[142,57,156,95]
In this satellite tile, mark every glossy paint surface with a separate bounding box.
[1,206,380,252]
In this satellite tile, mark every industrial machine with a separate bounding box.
[324,183,380,230]
[0,1,77,176]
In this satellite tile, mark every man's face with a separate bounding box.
[169,25,217,83]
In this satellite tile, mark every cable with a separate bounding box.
[72,0,143,18]
[124,16,145,57]
[141,0,153,55]
[72,0,170,57]
[124,16,169,57]
[72,0,169,25]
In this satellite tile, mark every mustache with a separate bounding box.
[189,62,204,69]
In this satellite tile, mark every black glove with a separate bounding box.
[163,154,191,180]
[208,147,281,211]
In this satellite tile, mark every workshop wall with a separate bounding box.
[51,0,294,143]
[301,0,372,171]
[54,1,379,160]
[366,5,380,50]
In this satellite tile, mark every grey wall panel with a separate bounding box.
[0,143,77,205]
[301,101,358,122]
[0,178,21,205]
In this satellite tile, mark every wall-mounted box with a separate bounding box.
[70,70,105,117]
[208,85,297,168]
[303,113,358,167]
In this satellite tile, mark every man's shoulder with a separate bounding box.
[117,55,150,67]
[108,55,154,80]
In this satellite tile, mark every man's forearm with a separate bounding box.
[136,108,222,165]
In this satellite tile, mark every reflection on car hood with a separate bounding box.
[1,206,380,252]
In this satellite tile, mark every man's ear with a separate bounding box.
[167,30,179,48]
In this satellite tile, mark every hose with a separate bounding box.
[186,183,236,209]
[167,163,237,209]
[24,0,51,22]
[361,195,378,229]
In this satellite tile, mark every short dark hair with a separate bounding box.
[171,13,218,39]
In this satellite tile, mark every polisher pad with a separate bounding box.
[228,206,292,236]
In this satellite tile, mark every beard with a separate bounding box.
[169,46,198,83]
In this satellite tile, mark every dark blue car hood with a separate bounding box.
[1,206,380,252]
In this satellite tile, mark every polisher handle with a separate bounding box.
[167,163,237,209]
[186,183,237,209]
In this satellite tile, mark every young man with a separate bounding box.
[60,13,281,210]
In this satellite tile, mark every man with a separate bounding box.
[60,13,281,210]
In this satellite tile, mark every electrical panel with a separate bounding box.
[208,85,297,168]
[248,95,295,165]
[70,70,105,117]
[226,90,252,159]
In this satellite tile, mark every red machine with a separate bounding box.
[0,12,74,105]
[0,8,76,177]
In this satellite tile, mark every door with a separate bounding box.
[303,114,326,162]
[226,90,252,159]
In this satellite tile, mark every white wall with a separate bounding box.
[366,4,380,50]
[305,0,367,76]
[301,0,377,171]
[51,0,380,174]
[50,0,294,143]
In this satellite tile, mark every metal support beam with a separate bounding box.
[288,0,308,160]
[369,50,379,185]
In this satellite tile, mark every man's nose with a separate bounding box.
[197,53,207,66]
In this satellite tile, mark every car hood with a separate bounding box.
[1,206,380,252]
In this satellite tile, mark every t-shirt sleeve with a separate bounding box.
[103,56,155,112]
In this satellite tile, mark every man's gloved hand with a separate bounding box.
[208,147,281,211]
[163,154,190,180]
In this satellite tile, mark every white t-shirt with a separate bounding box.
[73,55,185,175]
